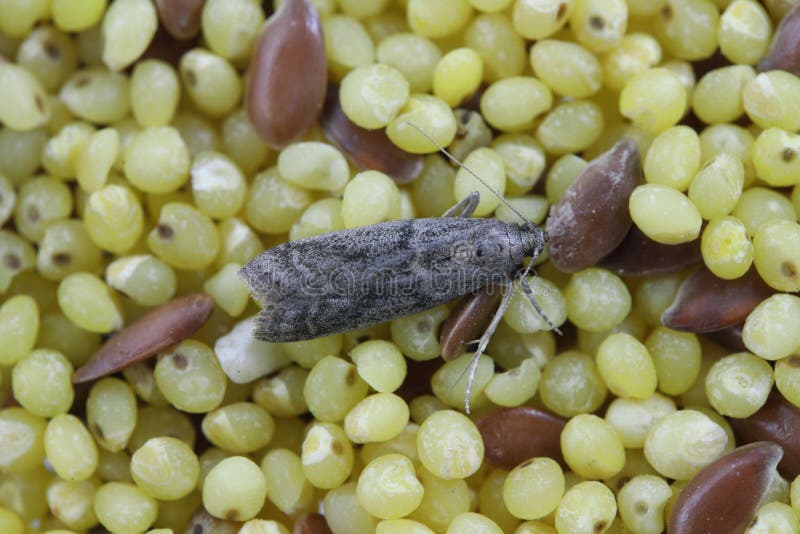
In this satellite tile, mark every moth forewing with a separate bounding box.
[239,217,545,342]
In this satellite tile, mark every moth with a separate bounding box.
[240,129,555,412]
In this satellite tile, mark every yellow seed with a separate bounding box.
[101,0,158,71]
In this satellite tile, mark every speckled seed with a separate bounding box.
[661,266,773,333]
[246,0,327,148]
[729,390,800,479]
[546,139,640,273]
[601,225,701,277]
[154,0,205,40]
[758,2,800,75]
[73,293,214,383]
[668,442,783,534]
[319,87,423,184]
[476,407,566,470]
[439,287,502,362]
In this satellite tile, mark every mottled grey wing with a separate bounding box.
[239,218,521,341]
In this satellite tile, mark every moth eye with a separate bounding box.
[476,245,486,257]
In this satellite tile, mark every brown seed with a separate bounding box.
[546,138,641,273]
[601,224,701,277]
[705,323,747,352]
[141,25,198,66]
[728,390,800,479]
[439,286,502,362]
[154,0,205,40]
[661,266,773,333]
[246,0,327,148]
[73,293,214,383]
[395,358,443,403]
[758,1,800,75]
[668,442,783,534]
[320,85,423,184]
[293,513,333,534]
[476,406,567,470]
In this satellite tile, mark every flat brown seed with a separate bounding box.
[601,224,701,277]
[320,86,423,184]
[293,513,333,534]
[395,358,442,403]
[705,323,747,352]
[546,138,641,273]
[154,0,205,40]
[439,286,502,362]
[476,406,567,470]
[758,1,800,74]
[141,25,198,66]
[246,0,327,148]
[729,390,800,479]
[668,442,783,534]
[661,266,773,333]
[73,293,214,383]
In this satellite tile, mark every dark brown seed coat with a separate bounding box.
[546,139,641,273]
[439,286,502,361]
[601,224,701,277]
[668,442,783,534]
[661,266,773,333]
[728,390,800,479]
[73,293,214,383]
[320,86,423,184]
[758,1,800,74]
[476,406,567,469]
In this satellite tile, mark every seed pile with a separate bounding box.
[1,0,800,533]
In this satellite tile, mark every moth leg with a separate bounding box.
[520,276,562,335]
[463,279,515,414]
[443,191,480,218]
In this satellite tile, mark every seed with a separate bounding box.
[668,442,783,534]
[73,293,214,383]
[154,0,204,40]
[757,1,800,74]
[476,406,566,470]
[439,287,502,362]
[602,225,701,277]
[246,0,327,148]
[661,266,773,333]
[728,390,800,479]
[319,87,423,184]
[547,139,640,272]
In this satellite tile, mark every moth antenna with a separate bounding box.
[406,121,531,225]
